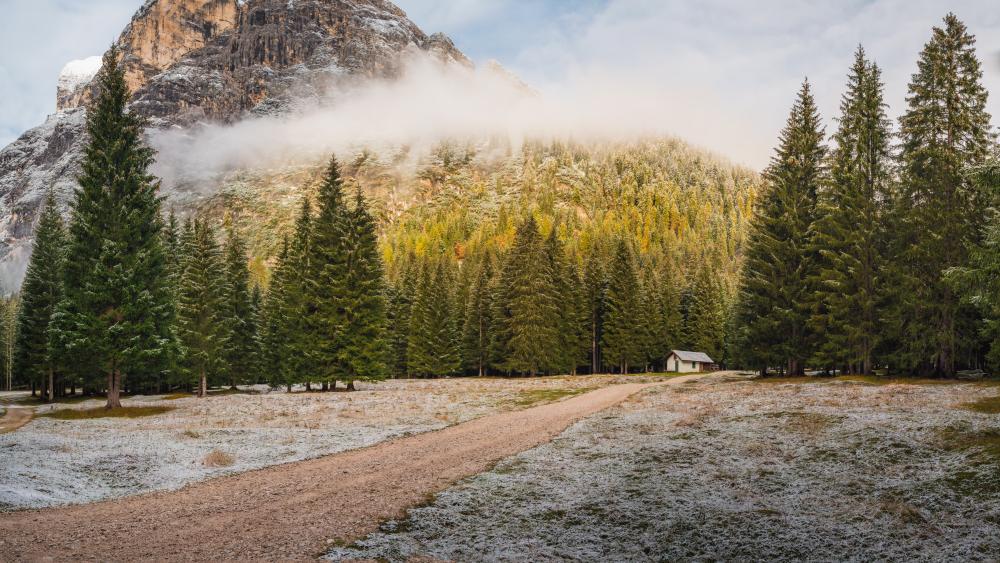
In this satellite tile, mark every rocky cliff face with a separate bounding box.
[0,0,471,288]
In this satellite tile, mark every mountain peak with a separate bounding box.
[58,0,469,125]
[0,0,475,287]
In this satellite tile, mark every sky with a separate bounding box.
[2,0,999,168]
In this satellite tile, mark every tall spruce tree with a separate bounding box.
[220,226,258,388]
[176,217,227,397]
[49,46,177,408]
[495,217,561,376]
[809,47,892,375]
[386,259,416,378]
[308,157,351,386]
[261,237,295,390]
[545,230,579,374]
[338,190,388,389]
[248,282,263,383]
[637,265,664,371]
[1,297,18,392]
[889,14,994,376]
[567,253,592,374]
[684,265,727,363]
[15,192,66,401]
[955,158,1000,369]
[582,246,607,373]
[462,255,494,376]
[735,80,827,376]
[655,267,684,368]
[601,240,641,373]
[408,259,461,376]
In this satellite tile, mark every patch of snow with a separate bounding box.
[57,56,102,95]
[329,378,1000,561]
[0,376,613,511]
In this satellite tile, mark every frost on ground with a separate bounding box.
[329,377,1000,562]
[0,376,626,511]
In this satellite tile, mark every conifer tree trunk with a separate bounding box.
[347,380,356,391]
[198,368,207,398]
[47,367,54,403]
[106,365,122,409]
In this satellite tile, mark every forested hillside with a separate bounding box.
[213,138,760,379]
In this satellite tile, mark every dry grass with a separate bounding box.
[880,498,927,525]
[41,406,175,420]
[754,375,968,386]
[510,387,595,408]
[202,449,235,467]
[960,395,1000,414]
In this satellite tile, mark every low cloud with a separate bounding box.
[150,53,751,188]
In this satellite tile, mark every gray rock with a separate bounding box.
[0,0,470,288]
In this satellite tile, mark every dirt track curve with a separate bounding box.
[0,374,706,562]
[0,407,32,435]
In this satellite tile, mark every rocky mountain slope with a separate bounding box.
[0,0,469,287]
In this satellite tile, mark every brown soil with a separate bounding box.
[0,374,705,561]
[0,407,32,434]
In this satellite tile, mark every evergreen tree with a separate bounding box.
[888,14,994,376]
[809,47,892,375]
[684,265,727,362]
[637,265,664,371]
[655,268,684,368]
[734,80,827,376]
[248,282,263,383]
[307,157,351,386]
[1,296,19,393]
[955,158,1000,369]
[15,192,66,401]
[601,240,642,373]
[287,197,315,388]
[582,247,607,373]
[49,46,177,408]
[545,231,578,374]
[495,217,561,376]
[176,217,227,397]
[462,255,494,376]
[408,259,461,376]
[967,156,1000,373]
[567,253,592,374]
[220,225,258,388]
[338,190,388,389]
[164,210,181,280]
[386,260,416,378]
[261,237,295,390]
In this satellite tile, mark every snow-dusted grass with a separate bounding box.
[0,376,630,511]
[329,376,1000,562]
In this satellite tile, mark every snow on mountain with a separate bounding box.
[0,0,479,289]
[56,56,103,111]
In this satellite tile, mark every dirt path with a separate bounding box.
[0,374,706,561]
[0,407,32,434]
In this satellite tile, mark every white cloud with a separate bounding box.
[394,0,512,30]
[2,0,999,169]
[484,0,1000,167]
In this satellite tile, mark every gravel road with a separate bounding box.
[0,374,704,561]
